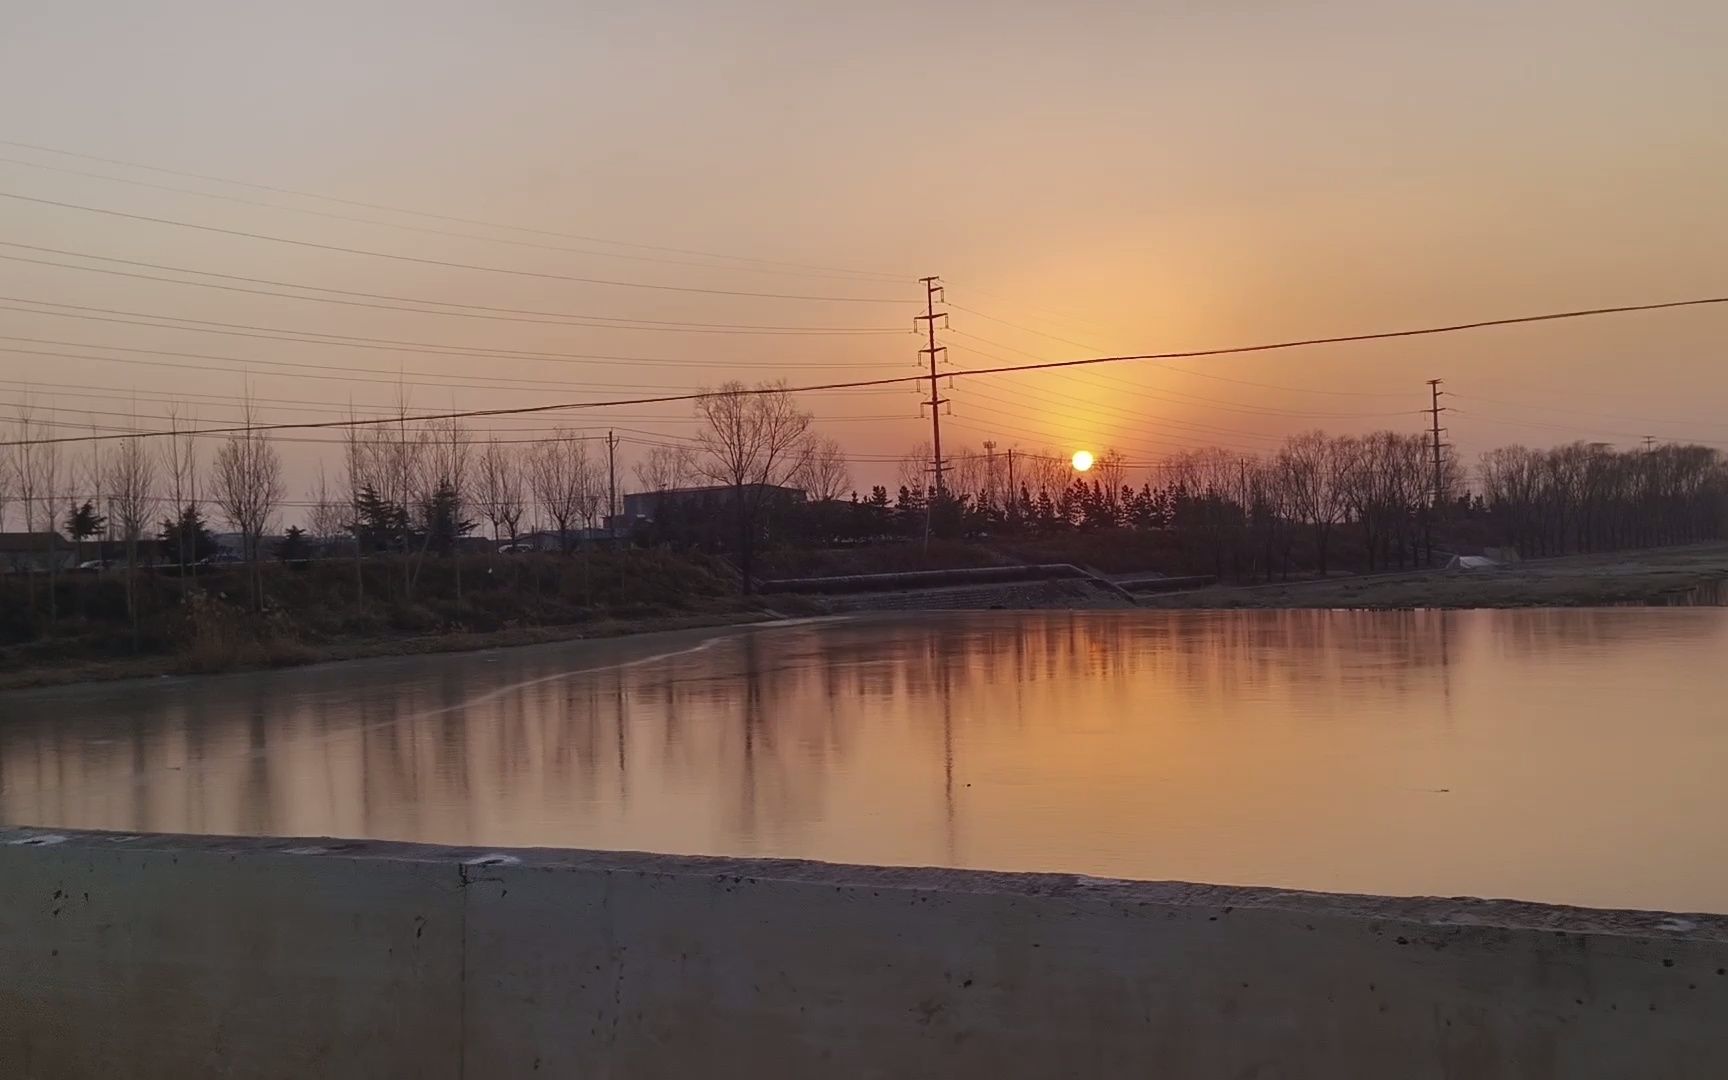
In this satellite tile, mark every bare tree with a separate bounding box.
[632,444,697,494]
[694,380,811,592]
[477,436,525,545]
[82,418,110,545]
[527,433,588,551]
[1241,455,1291,581]
[161,404,201,571]
[1025,448,1069,503]
[408,416,474,597]
[572,441,607,530]
[946,445,983,502]
[308,466,347,547]
[794,435,851,503]
[369,403,429,596]
[1166,447,1251,577]
[427,418,472,529]
[1278,431,1350,576]
[978,444,1005,513]
[1339,432,1429,571]
[12,402,63,617]
[341,416,371,602]
[895,441,931,497]
[0,419,11,531]
[212,410,284,611]
[1093,448,1129,502]
[105,434,156,646]
[1476,440,1725,558]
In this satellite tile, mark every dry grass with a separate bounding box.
[0,609,786,692]
[0,550,797,691]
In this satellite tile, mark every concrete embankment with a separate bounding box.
[761,562,1139,612]
[3,828,1725,1079]
[818,575,1135,611]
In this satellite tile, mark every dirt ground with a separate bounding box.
[1135,544,1728,610]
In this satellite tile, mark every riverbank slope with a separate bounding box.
[1136,543,1728,609]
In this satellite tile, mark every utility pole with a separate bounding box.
[1427,379,1448,510]
[1643,435,1656,453]
[1006,448,1016,512]
[915,275,948,497]
[606,430,618,538]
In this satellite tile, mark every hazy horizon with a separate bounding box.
[2,0,1725,516]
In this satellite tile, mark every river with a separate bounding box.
[3,610,1725,912]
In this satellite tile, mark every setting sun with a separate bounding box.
[1071,450,1095,472]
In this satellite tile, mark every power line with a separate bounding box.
[0,326,881,378]
[0,298,892,365]
[0,154,905,284]
[945,303,1475,399]
[6,292,1725,448]
[941,281,1117,336]
[1447,408,1728,447]
[944,295,1728,378]
[3,400,916,435]
[942,419,1202,465]
[0,340,911,398]
[949,336,1411,401]
[0,343,688,394]
[953,342,1419,421]
[1,251,908,335]
[944,406,1258,459]
[0,191,910,304]
[0,137,907,281]
[947,383,1277,454]
[946,301,1102,351]
[960,379,1290,446]
[1447,391,1728,430]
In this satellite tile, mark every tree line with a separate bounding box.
[4,386,1726,628]
[1477,441,1726,556]
[663,428,1726,582]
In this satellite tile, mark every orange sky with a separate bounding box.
[1,1,1724,508]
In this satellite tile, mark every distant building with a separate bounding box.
[511,527,614,552]
[211,532,287,558]
[621,484,806,525]
[0,532,72,573]
[89,538,169,566]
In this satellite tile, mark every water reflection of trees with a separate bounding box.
[6,610,1718,848]
[1485,608,1723,662]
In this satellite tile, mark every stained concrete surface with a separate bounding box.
[2,828,1726,1078]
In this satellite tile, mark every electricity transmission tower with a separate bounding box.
[915,275,948,495]
[1427,379,1449,509]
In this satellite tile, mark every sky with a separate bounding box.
[0,0,1725,514]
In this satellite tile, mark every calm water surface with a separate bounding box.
[3,610,1726,912]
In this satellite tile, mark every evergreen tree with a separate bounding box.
[1034,489,1057,530]
[158,504,220,565]
[351,485,411,553]
[275,525,312,562]
[418,482,478,555]
[893,484,926,536]
[64,501,107,564]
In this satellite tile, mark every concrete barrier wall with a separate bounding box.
[2,828,1725,1079]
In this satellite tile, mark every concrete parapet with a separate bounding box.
[2,827,1725,1078]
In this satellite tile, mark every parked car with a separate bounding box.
[497,543,534,554]
[76,559,112,572]
[197,553,243,567]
